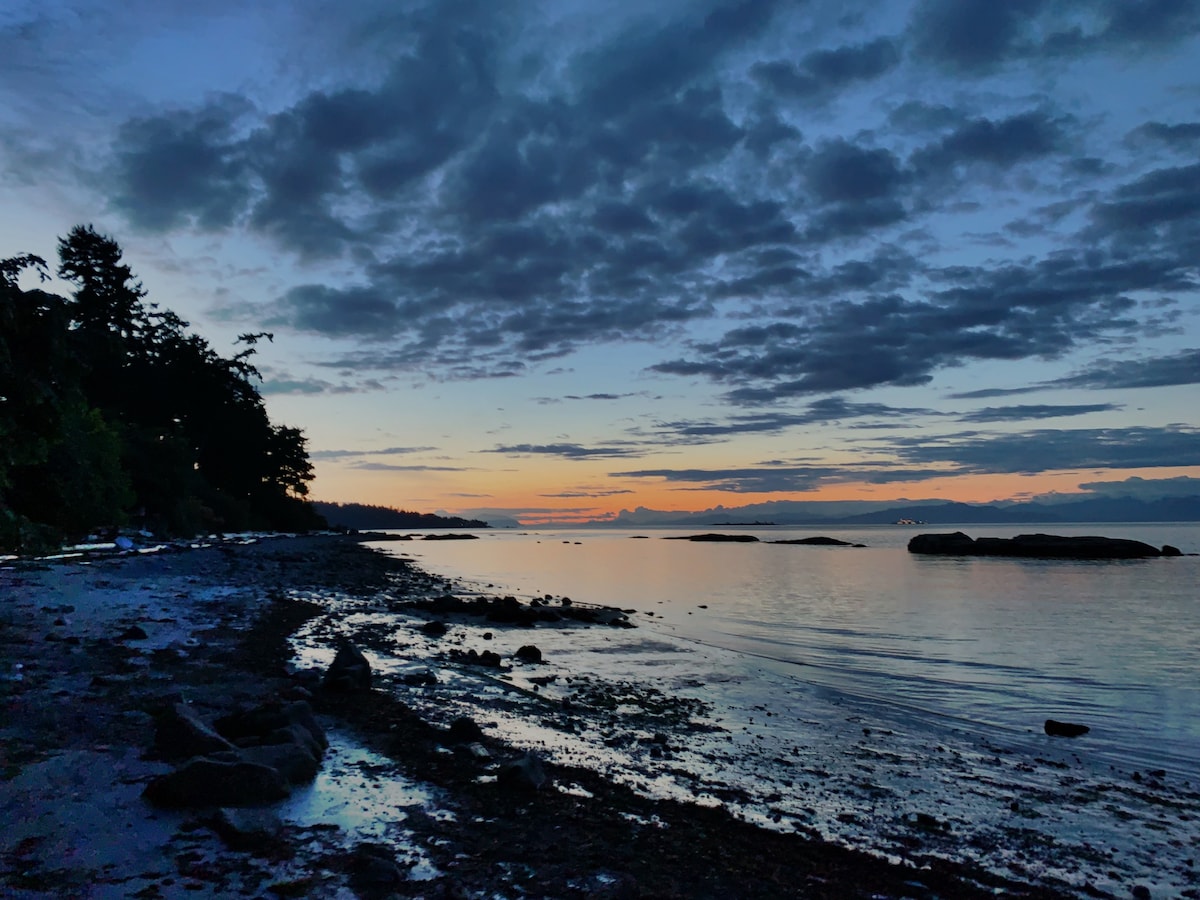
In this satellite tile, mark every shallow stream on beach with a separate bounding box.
[294,523,1200,897]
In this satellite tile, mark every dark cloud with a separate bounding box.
[258,376,372,396]
[108,4,500,253]
[611,465,845,493]
[109,95,254,231]
[957,403,1122,422]
[646,397,938,442]
[310,446,437,460]
[1050,348,1200,389]
[576,0,781,116]
[271,285,404,338]
[1074,475,1200,499]
[350,462,466,471]
[21,0,1194,430]
[541,488,636,498]
[889,425,1200,473]
[910,0,1200,71]
[910,111,1066,175]
[751,37,900,101]
[1090,162,1200,248]
[1128,121,1200,149]
[806,140,906,204]
[1046,0,1200,54]
[909,0,1045,72]
[484,443,643,459]
[946,386,1044,400]
[615,427,1200,493]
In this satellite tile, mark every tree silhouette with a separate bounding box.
[1,228,321,551]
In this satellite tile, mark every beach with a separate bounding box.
[0,534,1141,897]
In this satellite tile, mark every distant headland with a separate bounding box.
[311,501,489,531]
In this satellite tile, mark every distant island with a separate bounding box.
[312,501,489,531]
[606,495,1200,528]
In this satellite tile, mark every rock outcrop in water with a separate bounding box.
[907,532,1170,559]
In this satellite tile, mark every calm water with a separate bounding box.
[391,523,1200,773]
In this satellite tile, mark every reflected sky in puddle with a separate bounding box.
[277,726,444,881]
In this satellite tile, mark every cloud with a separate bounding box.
[655,207,1192,402]
[310,446,439,460]
[8,0,1198,454]
[910,0,1200,72]
[910,111,1066,176]
[957,403,1122,422]
[1049,348,1200,389]
[1128,121,1200,149]
[484,443,643,459]
[1074,474,1200,499]
[645,397,939,442]
[349,462,466,472]
[889,425,1200,473]
[540,488,636,498]
[612,465,848,493]
[750,37,900,102]
[108,94,255,231]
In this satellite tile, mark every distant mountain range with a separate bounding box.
[605,495,1200,528]
[312,501,489,530]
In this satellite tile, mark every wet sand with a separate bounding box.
[1,534,1091,897]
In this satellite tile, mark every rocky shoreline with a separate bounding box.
[0,534,1109,897]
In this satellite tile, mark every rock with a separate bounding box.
[1131,886,1151,900]
[349,842,406,891]
[769,537,861,546]
[909,532,1164,559]
[323,642,372,691]
[230,740,321,784]
[515,644,542,663]
[153,703,239,761]
[420,620,448,637]
[497,751,548,792]
[906,532,980,555]
[1045,719,1090,737]
[1162,544,1182,557]
[401,668,439,686]
[665,533,760,542]
[144,758,290,808]
[215,700,327,753]
[446,717,486,744]
[208,807,283,851]
[117,624,149,641]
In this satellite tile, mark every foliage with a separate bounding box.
[311,501,488,530]
[0,227,322,551]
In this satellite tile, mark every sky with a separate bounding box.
[2,0,1198,525]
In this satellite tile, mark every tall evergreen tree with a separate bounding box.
[1,228,321,551]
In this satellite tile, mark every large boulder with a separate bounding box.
[144,758,290,808]
[909,532,1164,559]
[145,699,328,809]
[906,532,978,555]
[497,751,548,792]
[215,700,327,753]
[153,703,238,761]
[323,642,372,691]
[1044,719,1090,738]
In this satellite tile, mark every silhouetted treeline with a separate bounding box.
[311,501,488,530]
[1,226,323,552]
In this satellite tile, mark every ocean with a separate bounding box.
[399,522,1200,774]
[307,522,1200,895]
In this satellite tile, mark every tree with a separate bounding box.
[1,252,132,547]
[1,227,320,550]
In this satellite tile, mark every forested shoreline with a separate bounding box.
[1,226,322,551]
